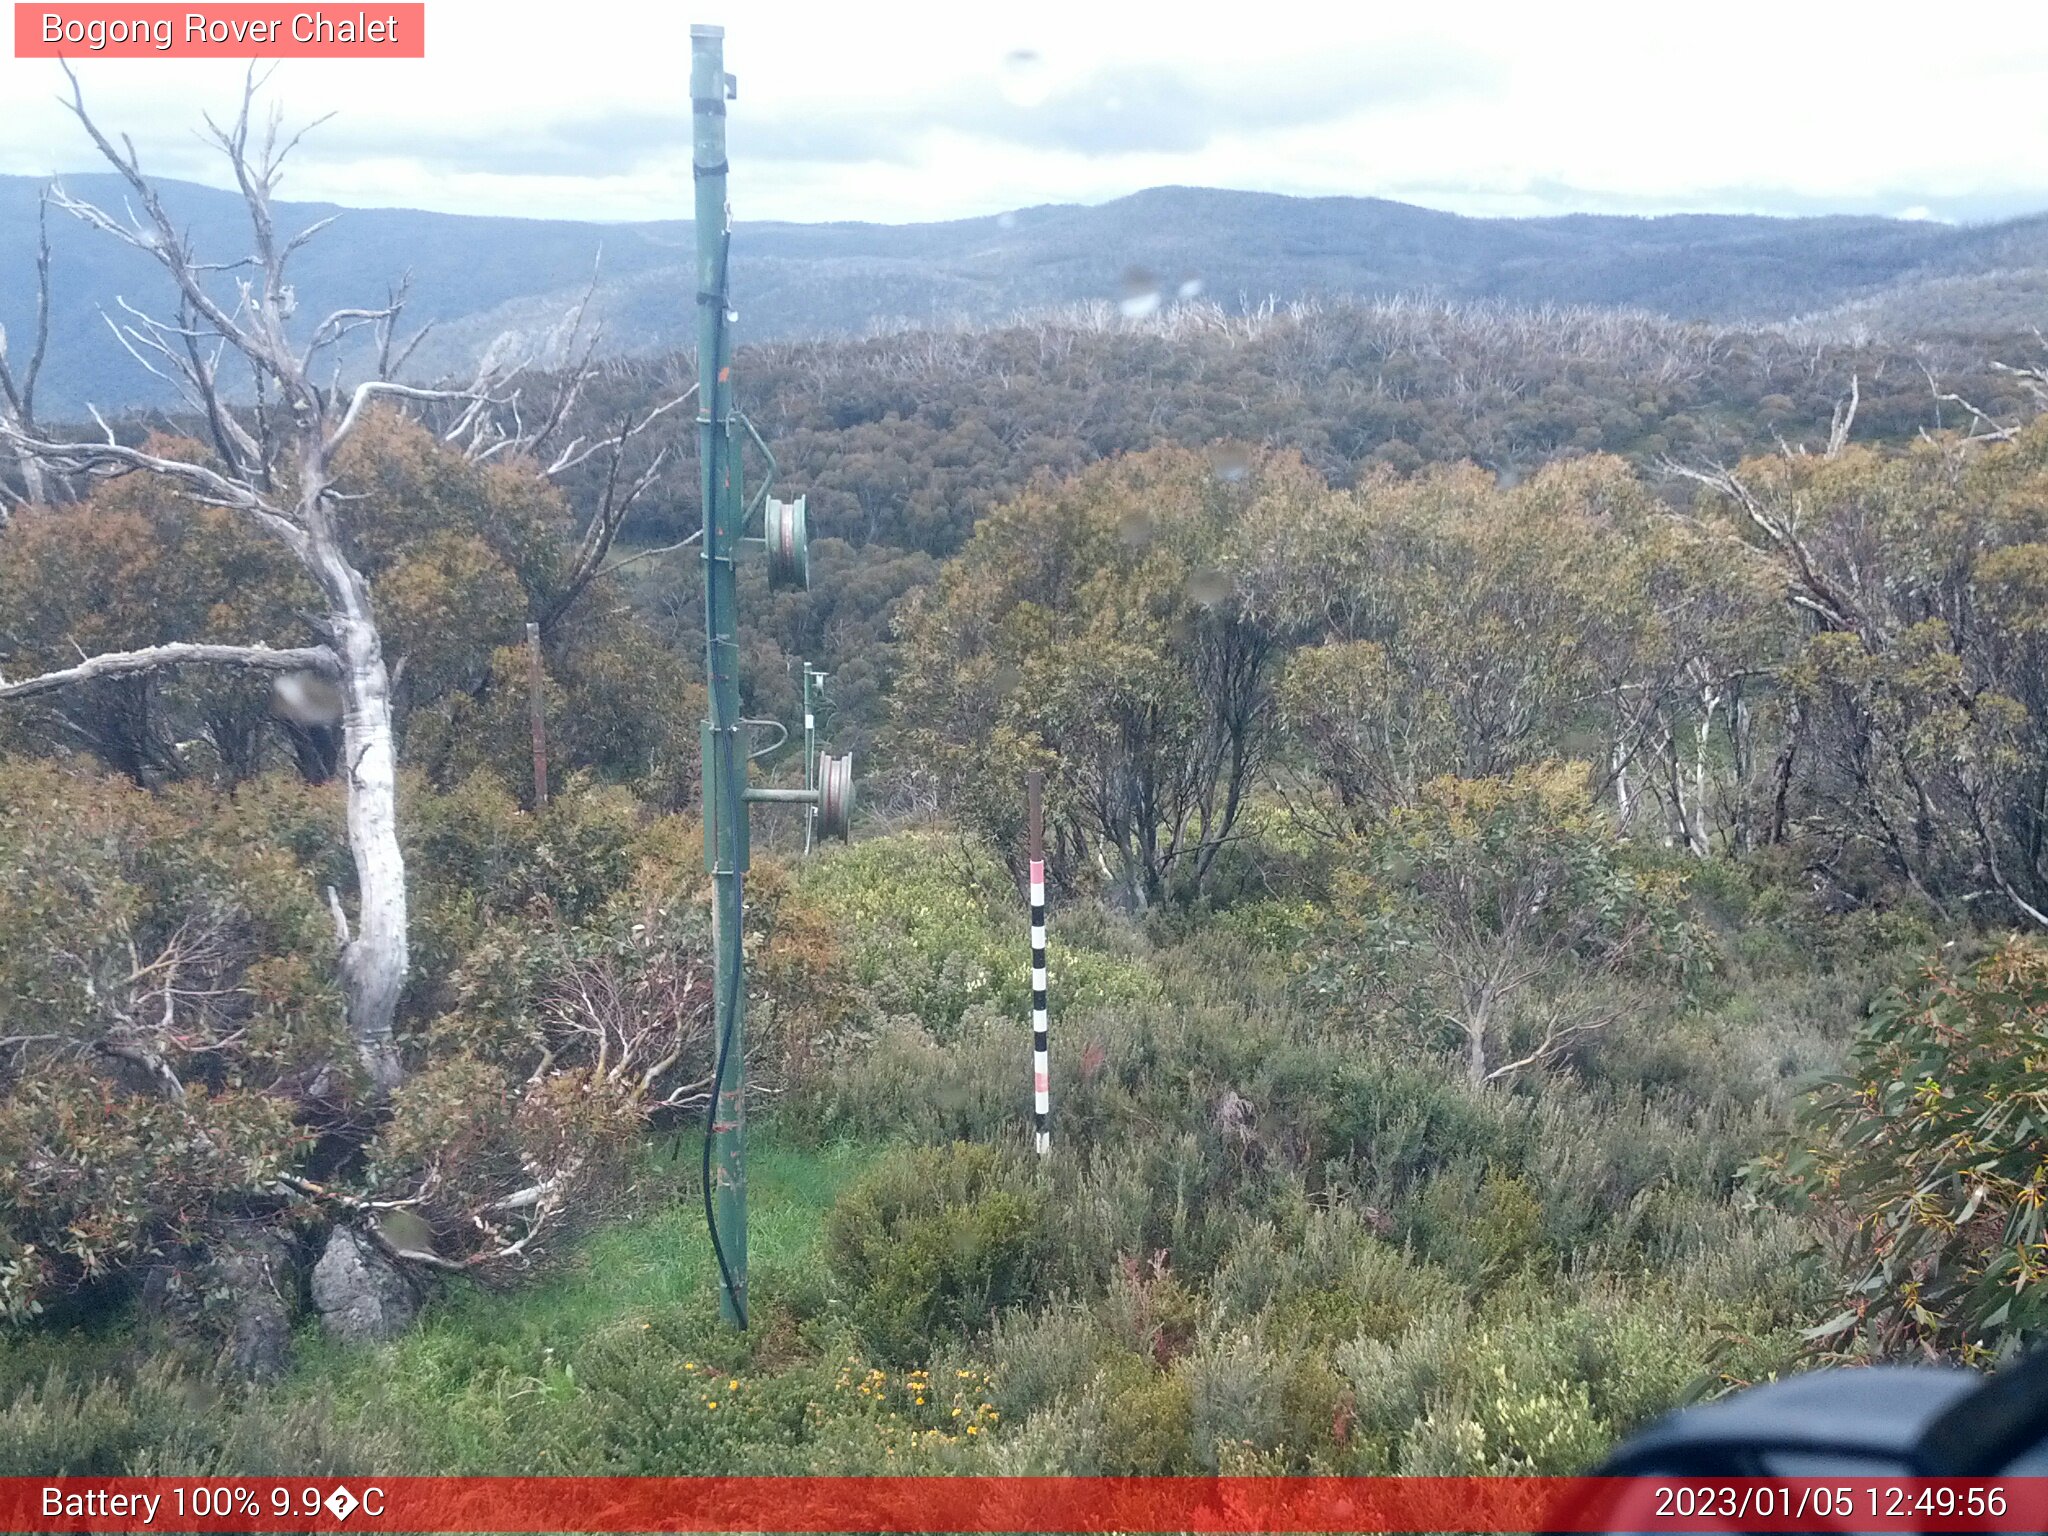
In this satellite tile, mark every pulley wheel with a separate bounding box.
[765,495,810,592]
[815,750,854,842]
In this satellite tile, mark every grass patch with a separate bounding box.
[280,1136,870,1472]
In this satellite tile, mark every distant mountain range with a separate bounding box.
[4,174,2047,417]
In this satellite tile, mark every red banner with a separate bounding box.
[4,1476,2047,1532]
[13,4,424,58]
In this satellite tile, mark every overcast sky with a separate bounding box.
[3,0,2047,226]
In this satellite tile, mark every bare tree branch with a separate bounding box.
[0,641,338,701]
[539,386,693,478]
[0,189,54,427]
[595,527,702,580]
[0,419,310,553]
[50,64,301,402]
[328,377,511,458]
[537,431,683,631]
[1662,457,1862,632]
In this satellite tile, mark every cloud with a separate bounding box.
[963,42,1504,157]
[276,110,694,178]
[3,1,2045,229]
[1319,169,2048,225]
[729,116,923,167]
[290,40,1500,187]
[719,40,1505,169]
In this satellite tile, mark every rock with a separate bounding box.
[136,1253,206,1334]
[310,1226,419,1344]
[211,1231,295,1382]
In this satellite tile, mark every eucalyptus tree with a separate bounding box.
[1670,409,2048,925]
[894,444,1301,906]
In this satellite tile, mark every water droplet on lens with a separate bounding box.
[1207,443,1250,483]
[1118,265,1162,320]
[1118,511,1156,547]
[996,210,1017,230]
[1186,568,1234,608]
[1000,48,1051,108]
[1176,274,1203,300]
[273,670,344,726]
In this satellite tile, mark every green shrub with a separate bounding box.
[0,1359,405,1475]
[1334,1310,1470,1463]
[1467,1361,1607,1473]
[827,1143,1050,1363]
[1757,937,2048,1362]
[988,1304,1111,1422]
[801,832,1157,1039]
[784,1014,1023,1147]
[1211,1208,1457,1346]
[1404,1162,1549,1285]
[0,760,344,1318]
[1088,1352,1196,1474]
[1098,1250,1206,1365]
[0,1363,216,1475]
[1178,1325,1291,1473]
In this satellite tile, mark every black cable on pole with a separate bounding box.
[696,223,747,1330]
[701,911,747,1330]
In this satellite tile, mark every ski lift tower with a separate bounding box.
[691,22,853,1330]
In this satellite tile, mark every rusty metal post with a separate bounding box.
[526,621,548,809]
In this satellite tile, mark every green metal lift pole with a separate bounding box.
[692,22,747,1329]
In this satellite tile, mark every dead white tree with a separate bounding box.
[1,77,523,1090]
[0,187,59,517]
[0,72,473,1092]
[0,73,694,1094]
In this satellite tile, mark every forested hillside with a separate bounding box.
[9,169,2048,414]
[7,169,2048,1475]
[553,299,2048,757]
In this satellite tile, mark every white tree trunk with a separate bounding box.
[2,431,48,510]
[1691,690,1719,857]
[324,565,408,1096]
[1463,1008,1489,1087]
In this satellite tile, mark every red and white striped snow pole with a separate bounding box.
[1027,769,1050,1156]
